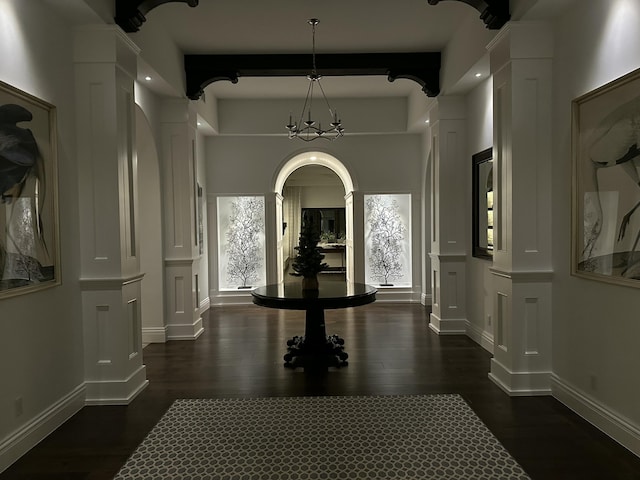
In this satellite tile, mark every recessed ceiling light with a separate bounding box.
[475,73,482,78]
[197,122,202,126]
[144,76,152,81]
[424,120,430,124]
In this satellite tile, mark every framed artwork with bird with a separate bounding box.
[572,67,640,287]
[0,80,59,299]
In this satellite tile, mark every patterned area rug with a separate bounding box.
[114,395,530,480]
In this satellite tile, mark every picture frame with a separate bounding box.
[0,80,60,299]
[472,147,493,260]
[572,68,640,287]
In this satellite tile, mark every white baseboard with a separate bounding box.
[488,358,551,396]
[210,297,254,306]
[142,326,167,344]
[0,384,85,474]
[144,300,209,344]
[210,290,254,306]
[166,316,204,340]
[420,293,432,306]
[428,312,467,335]
[465,320,494,354]
[551,374,640,457]
[373,287,421,303]
[84,365,149,405]
[199,297,210,313]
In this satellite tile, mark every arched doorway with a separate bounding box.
[135,106,165,343]
[274,152,356,283]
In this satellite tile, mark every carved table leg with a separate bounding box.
[283,308,348,369]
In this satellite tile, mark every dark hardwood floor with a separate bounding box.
[2,302,640,479]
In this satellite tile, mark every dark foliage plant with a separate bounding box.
[291,210,328,277]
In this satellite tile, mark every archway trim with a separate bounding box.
[274,152,354,195]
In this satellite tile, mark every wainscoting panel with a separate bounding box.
[524,297,539,355]
[174,275,185,314]
[96,305,111,365]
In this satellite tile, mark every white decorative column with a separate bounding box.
[274,192,284,284]
[428,96,468,334]
[487,22,554,395]
[160,99,203,340]
[74,26,148,404]
[265,191,280,286]
[349,191,365,284]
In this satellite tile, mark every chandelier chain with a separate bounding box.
[311,20,318,77]
[286,18,344,142]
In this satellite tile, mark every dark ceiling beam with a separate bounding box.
[116,1,508,34]
[184,52,441,100]
[115,0,199,33]
[427,0,510,29]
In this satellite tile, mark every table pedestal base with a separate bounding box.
[283,307,348,369]
[284,334,348,369]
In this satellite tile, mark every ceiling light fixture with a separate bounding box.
[286,19,344,142]
[144,75,152,81]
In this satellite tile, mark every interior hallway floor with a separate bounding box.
[1,301,640,479]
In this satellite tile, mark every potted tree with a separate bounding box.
[290,210,328,290]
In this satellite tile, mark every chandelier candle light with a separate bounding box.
[286,19,344,142]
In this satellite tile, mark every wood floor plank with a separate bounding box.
[1,303,639,479]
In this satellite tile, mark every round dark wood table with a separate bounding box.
[251,282,377,369]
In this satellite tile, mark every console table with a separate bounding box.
[318,243,346,273]
[251,282,376,369]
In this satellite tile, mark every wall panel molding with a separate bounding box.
[489,267,553,282]
[79,273,145,290]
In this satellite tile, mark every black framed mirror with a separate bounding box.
[301,208,346,243]
[472,148,494,259]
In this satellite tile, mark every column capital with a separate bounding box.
[160,98,198,127]
[488,21,553,74]
[428,95,466,125]
[73,25,140,77]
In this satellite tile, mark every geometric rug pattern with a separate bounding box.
[113,394,530,480]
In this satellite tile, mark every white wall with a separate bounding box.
[129,19,185,98]
[136,106,165,343]
[218,97,409,135]
[551,0,640,439]
[206,133,424,295]
[207,135,423,195]
[0,1,84,471]
[301,186,345,208]
[196,129,210,309]
[465,78,494,349]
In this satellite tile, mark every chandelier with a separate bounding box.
[286,19,344,142]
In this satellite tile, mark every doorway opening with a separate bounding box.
[135,105,165,344]
[274,152,355,284]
